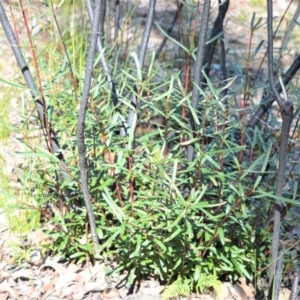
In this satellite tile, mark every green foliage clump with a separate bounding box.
[41,61,276,284]
[2,1,300,297]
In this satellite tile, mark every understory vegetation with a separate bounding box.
[1,0,300,298]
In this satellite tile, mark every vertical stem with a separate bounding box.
[0,2,72,192]
[78,0,104,253]
[266,0,294,290]
[290,265,300,300]
[187,0,211,161]
[274,251,283,300]
[114,0,120,59]
[86,0,117,106]
[127,0,156,131]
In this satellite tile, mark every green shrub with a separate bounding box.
[1,0,300,295]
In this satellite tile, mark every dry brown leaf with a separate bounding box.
[78,234,91,245]
[41,258,66,276]
[39,266,57,281]
[238,278,255,299]
[55,271,81,291]
[220,282,247,300]
[67,263,81,273]
[141,279,160,289]
[0,262,7,269]
[7,277,16,287]
[28,229,51,246]
[102,288,121,300]
[139,285,165,295]
[78,268,93,284]
[72,280,85,299]
[33,277,43,292]
[279,287,291,300]
[1,251,16,265]
[11,268,35,280]
[0,292,9,300]
[0,268,10,279]
[74,278,85,298]
[60,283,77,298]
[42,289,59,300]
[19,284,35,297]
[4,233,26,248]
[94,292,104,300]
[84,280,107,294]
[1,279,18,299]
[30,291,42,300]
[73,291,85,300]
[40,278,56,294]
[29,249,42,265]
[90,262,106,282]
[0,281,9,293]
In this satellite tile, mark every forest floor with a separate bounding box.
[0,0,299,299]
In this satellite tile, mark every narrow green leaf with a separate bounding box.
[255,190,297,204]
[250,12,256,29]
[253,142,272,190]
[185,219,194,239]
[251,40,264,59]
[155,22,190,54]
[129,234,142,258]
[102,188,125,222]
[232,258,242,275]
[218,227,225,245]
[0,77,26,88]
[171,159,178,183]
[153,238,167,252]
[98,229,120,253]
[164,227,182,243]
[205,30,224,45]
[131,52,142,81]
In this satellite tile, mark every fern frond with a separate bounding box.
[161,274,222,300]
[195,273,222,300]
[161,277,191,300]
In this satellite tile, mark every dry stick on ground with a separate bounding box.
[0,3,73,200]
[186,0,211,162]
[77,0,105,254]
[266,0,294,294]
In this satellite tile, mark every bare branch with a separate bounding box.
[127,0,157,132]
[266,0,294,290]
[86,0,117,105]
[248,55,300,128]
[186,0,211,161]
[0,2,73,202]
[154,2,183,61]
[78,0,105,253]
[267,0,284,107]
